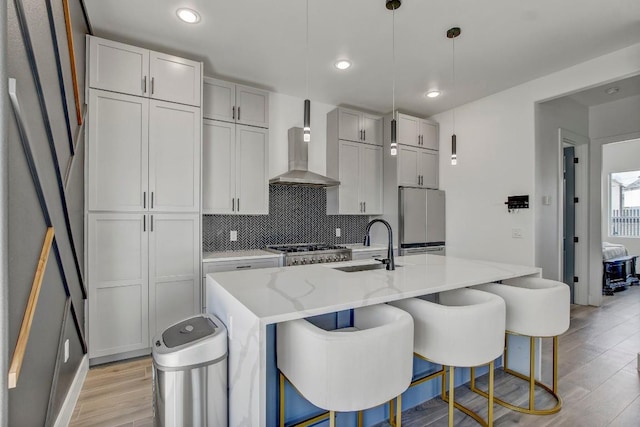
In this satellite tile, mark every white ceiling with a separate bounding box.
[84,0,640,117]
[568,74,640,107]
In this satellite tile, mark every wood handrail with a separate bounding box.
[8,227,55,389]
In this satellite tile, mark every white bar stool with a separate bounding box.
[473,277,570,415]
[277,304,414,427]
[390,288,506,427]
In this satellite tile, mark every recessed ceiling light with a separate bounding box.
[425,90,441,98]
[176,8,200,24]
[334,60,352,70]
[605,86,620,95]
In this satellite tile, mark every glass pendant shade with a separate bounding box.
[303,99,311,142]
[390,118,398,156]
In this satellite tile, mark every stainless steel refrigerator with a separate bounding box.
[399,187,446,255]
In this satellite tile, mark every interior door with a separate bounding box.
[563,146,576,303]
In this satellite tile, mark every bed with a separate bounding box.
[602,242,638,295]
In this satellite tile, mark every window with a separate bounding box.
[610,170,640,237]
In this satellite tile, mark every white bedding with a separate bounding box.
[603,242,628,260]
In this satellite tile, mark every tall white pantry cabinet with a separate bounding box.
[86,36,202,361]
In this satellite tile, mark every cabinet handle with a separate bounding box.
[150,215,154,232]
[151,192,154,209]
[238,107,241,120]
[143,215,146,232]
[363,201,366,212]
[143,76,147,94]
[236,265,251,269]
[151,77,155,95]
[143,192,146,209]
[232,106,235,120]
[232,198,235,212]
[363,129,366,141]
[237,198,240,211]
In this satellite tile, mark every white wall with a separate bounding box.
[590,94,640,140]
[268,92,337,178]
[432,42,640,304]
[535,98,588,281]
[599,111,640,259]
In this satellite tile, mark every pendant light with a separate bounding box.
[387,0,401,156]
[303,0,311,142]
[447,27,461,165]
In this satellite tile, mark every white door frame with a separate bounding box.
[558,128,589,305]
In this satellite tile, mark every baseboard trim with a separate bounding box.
[54,355,88,427]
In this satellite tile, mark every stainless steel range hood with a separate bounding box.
[269,127,340,188]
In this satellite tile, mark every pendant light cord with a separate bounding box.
[306,0,309,99]
[392,6,396,114]
[452,34,456,132]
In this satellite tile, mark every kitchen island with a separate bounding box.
[206,254,540,427]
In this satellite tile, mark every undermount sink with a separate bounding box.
[333,263,402,273]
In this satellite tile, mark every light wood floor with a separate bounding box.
[70,287,640,426]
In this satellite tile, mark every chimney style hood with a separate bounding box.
[269,128,340,188]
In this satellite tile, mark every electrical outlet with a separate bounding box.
[335,228,341,237]
[230,230,237,241]
[512,228,523,239]
[64,339,69,363]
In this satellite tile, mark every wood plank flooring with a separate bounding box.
[70,287,640,426]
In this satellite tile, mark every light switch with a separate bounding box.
[230,230,238,241]
[336,228,341,237]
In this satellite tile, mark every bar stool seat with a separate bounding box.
[390,288,506,426]
[277,304,414,426]
[473,277,570,415]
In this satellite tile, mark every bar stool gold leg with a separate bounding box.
[389,398,395,426]
[396,395,402,427]
[529,336,536,411]
[279,372,285,427]
[553,335,559,394]
[329,410,335,427]
[488,360,494,426]
[448,366,455,427]
[357,410,363,427]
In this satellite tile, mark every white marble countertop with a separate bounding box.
[207,254,540,324]
[202,249,281,262]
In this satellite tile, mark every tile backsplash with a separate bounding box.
[203,185,370,251]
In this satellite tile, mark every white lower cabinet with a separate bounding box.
[88,213,199,359]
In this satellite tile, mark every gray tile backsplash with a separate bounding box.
[203,185,370,251]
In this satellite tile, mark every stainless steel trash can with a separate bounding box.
[152,313,227,427]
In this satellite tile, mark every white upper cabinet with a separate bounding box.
[327,108,384,215]
[203,77,269,128]
[149,52,202,107]
[419,149,438,188]
[396,140,438,188]
[88,36,201,107]
[88,90,149,212]
[148,101,201,212]
[202,120,269,215]
[396,113,439,149]
[334,108,383,145]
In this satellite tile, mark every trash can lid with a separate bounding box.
[163,316,217,348]
[152,313,227,369]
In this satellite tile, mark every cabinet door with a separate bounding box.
[419,149,439,189]
[236,85,269,128]
[89,36,149,97]
[88,90,148,211]
[397,113,420,147]
[149,214,200,339]
[88,213,149,358]
[362,114,383,146]
[149,51,201,107]
[202,120,236,214]
[360,144,383,214]
[398,145,419,187]
[338,141,362,214]
[203,78,235,122]
[419,119,438,151]
[236,125,269,214]
[148,100,201,212]
[338,108,363,142]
